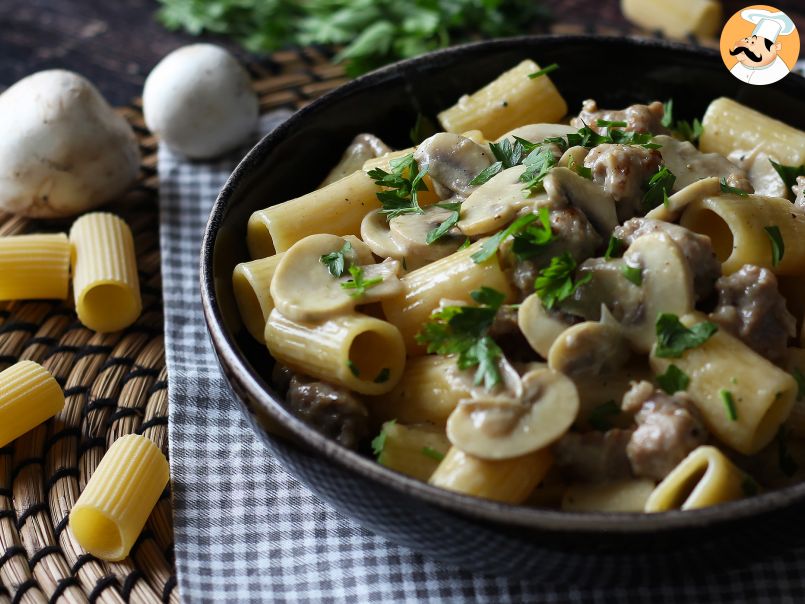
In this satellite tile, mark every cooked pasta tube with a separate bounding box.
[264,309,405,395]
[700,98,805,166]
[381,240,514,352]
[437,60,568,140]
[247,170,381,258]
[374,421,450,482]
[650,313,796,455]
[429,446,552,504]
[680,195,805,275]
[368,356,472,426]
[621,0,721,39]
[0,361,64,447]
[561,480,656,513]
[70,213,141,333]
[644,446,747,512]
[70,434,169,561]
[0,233,70,301]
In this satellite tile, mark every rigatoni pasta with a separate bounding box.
[0,361,64,447]
[69,434,169,561]
[0,233,71,301]
[70,212,142,333]
[232,253,284,343]
[621,0,722,39]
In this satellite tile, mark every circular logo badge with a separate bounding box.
[720,4,800,85]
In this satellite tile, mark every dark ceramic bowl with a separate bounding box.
[201,35,805,584]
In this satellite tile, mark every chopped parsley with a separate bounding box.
[793,368,805,401]
[421,446,445,461]
[520,146,558,194]
[720,389,737,421]
[346,360,360,377]
[527,63,559,79]
[320,241,353,278]
[643,166,676,211]
[374,367,391,384]
[473,137,557,194]
[458,237,471,250]
[471,212,540,264]
[511,207,555,260]
[769,159,805,195]
[544,123,661,152]
[489,137,527,168]
[534,252,592,310]
[604,236,624,260]
[367,153,428,220]
[656,364,690,394]
[415,286,506,390]
[764,225,784,267]
[425,202,461,245]
[469,162,504,186]
[371,420,396,458]
[719,178,748,197]
[567,154,592,179]
[595,119,628,128]
[621,263,643,286]
[588,400,621,431]
[340,265,383,298]
[654,313,718,358]
[777,427,799,477]
[661,99,703,143]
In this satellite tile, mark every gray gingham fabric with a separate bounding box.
[159,112,805,603]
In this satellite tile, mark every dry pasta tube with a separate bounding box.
[437,60,568,140]
[375,421,450,482]
[680,195,805,276]
[429,446,552,504]
[264,309,405,396]
[621,0,721,39]
[247,170,381,259]
[0,361,64,447]
[561,479,656,513]
[650,313,796,455]
[381,240,515,353]
[644,446,747,512]
[70,434,169,561]
[70,213,141,333]
[700,98,805,166]
[368,356,472,426]
[0,234,70,301]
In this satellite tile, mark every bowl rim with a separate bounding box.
[201,33,805,534]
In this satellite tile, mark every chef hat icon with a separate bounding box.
[741,8,796,42]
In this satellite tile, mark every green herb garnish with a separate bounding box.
[657,364,690,394]
[374,367,391,384]
[347,360,360,377]
[511,207,554,260]
[527,63,559,79]
[469,162,504,186]
[643,166,676,212]
[720,178,748,197]
[764,225,784,267]
[520,146,557,193]
[340,265,383,298]
[544,122,661,152]
[621,263,643,286]
[720,389,738,421]
[458,237,471,250]
[588,400,621,431]
[471,213,540,264]
[769,159,805,195]
[371,420,396,458]
[426,202,461,245]
[421,446,446,461]
[368,153,428,220]
[595,119,628,128]
[534,253,592,310]
[661,99,703,143]
[567,154,592,179]
[654,313,718,358]
[320,241,352,277]
[604,236,624,261]
[489,138,526,168]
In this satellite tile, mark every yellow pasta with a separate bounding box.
[381,240,515,352]
[621,0,721,39]
[437,60,568,140]
[374,421,450,482]
[680,195,805,275]
[70,213,142,333]
[232,253,285,343]
[644,446,747,512]
[429,446,553,504]
[0,234,70,301]
[561,480,656,513]
[0,361,64,447]
[247,170,381,258]
[700,98,805,166]
[264,309,406,396]
[70,434,169,561]
[650,313,796,455]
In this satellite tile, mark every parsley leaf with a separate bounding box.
[471,213,540,264]
[371,420,396,458]
[595,119,628,128]
[720,178,748,197]
[661,99,703,143]
[643,165,676,212]
[527,63,559,79]
[415,286,506,389]
[469,162,504,186]
[368,153,428,220]
[793,368,805,401]
[544,122,660,152]
[567,154,592,179]
[511,207,554,260]
[769,159,805,195]
[346,360,360,377]
[604,236,624,261]
[534,253,592,310]
[654,313,718,358]
[340,265,383,298]
[588,400,621,431]
[764,226,784,267]
[421,446,445,461]
[721,389,737,421]
[621,263,643,286]
[489,138,525,168]
[520,146,557,193]
[661,99,674,128]
[778,427,799,477]
[374,367,390,383]
[425,202,461,245]
[320,241,352,277]
[657,364,690,394]
[458,237,471,250]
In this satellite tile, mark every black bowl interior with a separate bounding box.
[202,35,805,542]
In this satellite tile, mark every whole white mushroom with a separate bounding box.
[143,44,259,159]
[0,70,141,218]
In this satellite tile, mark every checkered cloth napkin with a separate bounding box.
[158,112,805,603]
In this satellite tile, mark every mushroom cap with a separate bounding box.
[447,367,579,460]
[558,145,590,169]
[517,292,574,358]
[543,167,618,234]
[645,176,721,222]
[496,123,577,144]
[547,321,631,377]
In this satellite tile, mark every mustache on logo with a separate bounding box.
[730,46,763,62]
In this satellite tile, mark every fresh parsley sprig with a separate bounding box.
[320,241,352,277]
[368,153,428,220]
[765,226,784,267]
[643,165,676,212]
[661,99,704,143]
[720,178,748,197]
[511,207,554,260]
[769,159,805,196]
[604,236,624,261]
[567,154,592,179]
[621,263,642,286]
[534,253,592,310]
[520,146,558,194]
[425,202,462,245]
[340,265,383,298]
[657,364,690,394]
[544,122,661,152]
[654,313,718,358]
[527,63,559,79]
[471,213,539,263]
[371,419,396,458]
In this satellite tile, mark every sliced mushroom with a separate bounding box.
[459,165,549,236]
[517,292,575,358]
[654,135,753,193]
[445,354,524,402]
[321,133,391,187]
[270,234,402,322]
[645,176,721,222]
[413,132,493,200]
[342,235,375,265]
[547,321,631,377]
[728,146,788,198]
[496,123,576,144]
[542,166,618,234]
[447,367,579,460]
[561,257,644,324]
[558,145,590,169]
